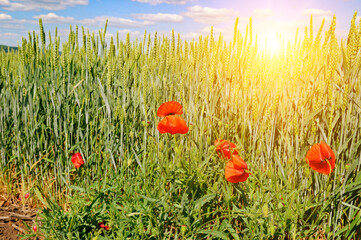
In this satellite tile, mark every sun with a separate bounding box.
[259,32,286,57]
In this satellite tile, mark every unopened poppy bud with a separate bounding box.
[206,136,211,145]
[270,224,276,236]
[33,225,37,232]
[159,141,164,151]
[287,158,293,165]
[129,131,134,138]
[225,124,229,128]
[141,120,147,126]
[218,121,223,127]
[181,225,187,233]
[175,147,180,154]
[345,164,350,170]
[127,159,132,166]
[262,204,269,217]
[208,145,215,152]
[304,168,310,178]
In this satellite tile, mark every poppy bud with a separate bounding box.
[304,168,310,178]
[175,147,180,154]
[141,120,147,126]
[129,131,134,138]
[181,225,187,233]
[33,225,37,232]
[345,164,350,170]
[208,145,215,152]
[262,204,269,217]
[206,136,211,145]
[127,159,132,167]
[218,121,223,127]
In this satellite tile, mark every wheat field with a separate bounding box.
[0,13,361,239]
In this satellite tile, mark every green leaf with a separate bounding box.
[194,193,216,210]
[198,230,230,240]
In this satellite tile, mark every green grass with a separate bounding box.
[1,15,361,239]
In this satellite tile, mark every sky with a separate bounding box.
[0,0,360,47]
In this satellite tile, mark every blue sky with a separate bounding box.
[0,0,360,46]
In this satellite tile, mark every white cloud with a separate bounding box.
[80,16,153,28]
[0,0,88,11]
[0,23,24,29]
[31,13,153,28]
[0,13,12,20]
[302,8,333,17]
[132,0,195,5]
[33,13,75,23]
[181,26,234,41]
[117,29,140,35]
[0,0,10,4]
[0,32,20,38]
[132,13,183,23]
[253,8,274,18]
[183,5,238,24]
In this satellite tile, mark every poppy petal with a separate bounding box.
[157,115,189,134]
[71,152,84,169]
[306,142,335,175]
[320,141,335,160]
[231,155,248,170]
[214,139,238,159]
[157,101,183,117]
[225,160,249,183]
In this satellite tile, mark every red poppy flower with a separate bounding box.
[33,225,37,232]
[157,101,183,117]
[71,152,84,169]
[225,155,249,183]
[157,115,189,134]
[306,141,335,175]
[98,222,105,228]
[105,225,110,230]
[214,139,239,159]
[25,193,29,199]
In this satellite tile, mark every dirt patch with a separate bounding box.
[0,200,38,240]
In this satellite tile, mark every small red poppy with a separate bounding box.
[214,140,239,159]
[98,222,105,228]
[33,225,37,232]
[306,141,335,175]
[71,152,84,169]
[105,225,110,230]
[225,155,249,183]
[157,115,189,134]
[25,193,29,199]
[157,101,183,117]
